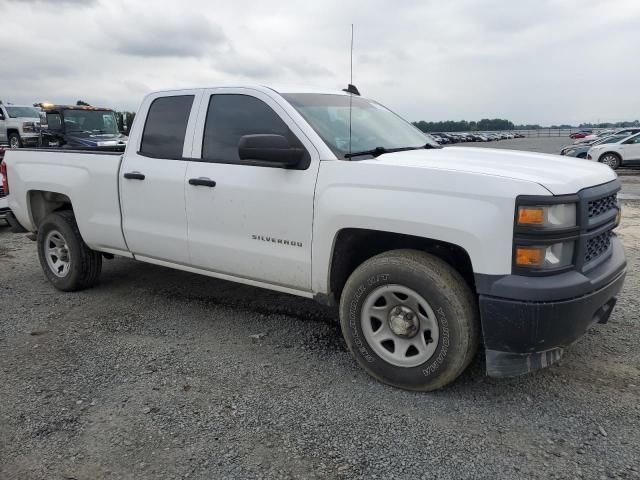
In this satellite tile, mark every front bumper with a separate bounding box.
[20,134,41,146]
[477,236,626,377]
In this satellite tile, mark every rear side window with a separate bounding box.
[202,94,304,164]
[140,95,194,159]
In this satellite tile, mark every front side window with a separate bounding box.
[282,93,437,159]
[202,94,304,164]
[140,95,194,159]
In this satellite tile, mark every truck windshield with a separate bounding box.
[282,93,437,159]
[62,109,119,134]
[5,106,41,118]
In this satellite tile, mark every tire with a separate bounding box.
[599,152,621,170]
[37,210,102,291]
[9,133,22,149]
[339,249,479,391]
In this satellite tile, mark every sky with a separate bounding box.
[0,0,638,126]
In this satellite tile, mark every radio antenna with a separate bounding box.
[348,24,354,156]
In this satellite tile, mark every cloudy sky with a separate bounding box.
[1,0,638,125]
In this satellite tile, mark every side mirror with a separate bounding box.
[238,134,305,168]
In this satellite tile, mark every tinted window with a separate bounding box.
[202,94,303,164]
[47,113,62,130]
[140,95,194,159]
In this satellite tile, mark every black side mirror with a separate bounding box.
[238,134,305,168]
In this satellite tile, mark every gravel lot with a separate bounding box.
[1,143,639,479]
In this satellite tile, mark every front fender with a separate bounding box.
[311,160,550,295]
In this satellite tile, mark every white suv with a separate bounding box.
[0,103,42,148]
[587,132,640,169]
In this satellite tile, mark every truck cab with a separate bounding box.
[0,102,42,149]
[38,104,128,152]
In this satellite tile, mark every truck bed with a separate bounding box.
[4,148,128,253]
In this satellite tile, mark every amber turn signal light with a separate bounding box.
[517,207,545,225]
[515,246,545,267]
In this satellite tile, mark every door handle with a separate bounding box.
[188,177,217,187]
[124,172,145,180]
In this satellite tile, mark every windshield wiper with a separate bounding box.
[344,143,440,159]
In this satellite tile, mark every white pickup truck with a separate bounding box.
[1,86,626,391]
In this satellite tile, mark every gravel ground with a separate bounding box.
[1,179,639,479]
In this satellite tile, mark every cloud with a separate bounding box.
[0,0,639,124]
[4,0,97,5]
[110,17,229,58]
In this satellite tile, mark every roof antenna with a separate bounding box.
[343,24,360,157]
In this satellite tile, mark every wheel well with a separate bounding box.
[7,128,19,136]
[328,229,475,304]
[28,190,73,228]
[600,151,621,159]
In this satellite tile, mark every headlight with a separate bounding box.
[517,203,576,229]
[515,241,575,270]
[22,122,36,133]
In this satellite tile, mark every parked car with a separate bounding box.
[561,134,628,158]
[37,103,128,151]
[3,85,625,391]
[430,133,449,145]
[570,130,593,139]
[611,127,640,137]
[575,130,615,144]
[514,133,526,138]
[586,132,640,169]
[0,147,8,223]
[0,102,42,148]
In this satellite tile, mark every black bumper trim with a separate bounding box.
[480,269,625,377]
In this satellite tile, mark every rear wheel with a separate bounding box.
[37,211,102,291]
[339,249,479,391]
[9,133,22,149]
[599,153,621,170]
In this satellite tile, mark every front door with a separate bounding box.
[120,92,201,264]
[184,89,319,290]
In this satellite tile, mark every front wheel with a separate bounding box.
[9,133,22,149]
[599,153,621,170]
[37,211,102,291]
[339,250,479,391]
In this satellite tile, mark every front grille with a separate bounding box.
[0,185,5,198]
[585,231,612,263]
[588,193,617,218]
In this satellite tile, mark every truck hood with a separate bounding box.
[367,147,616,195]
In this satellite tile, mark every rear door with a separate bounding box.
[184,88,319,290]
[120,90,202,264]
[621,134,640,164]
